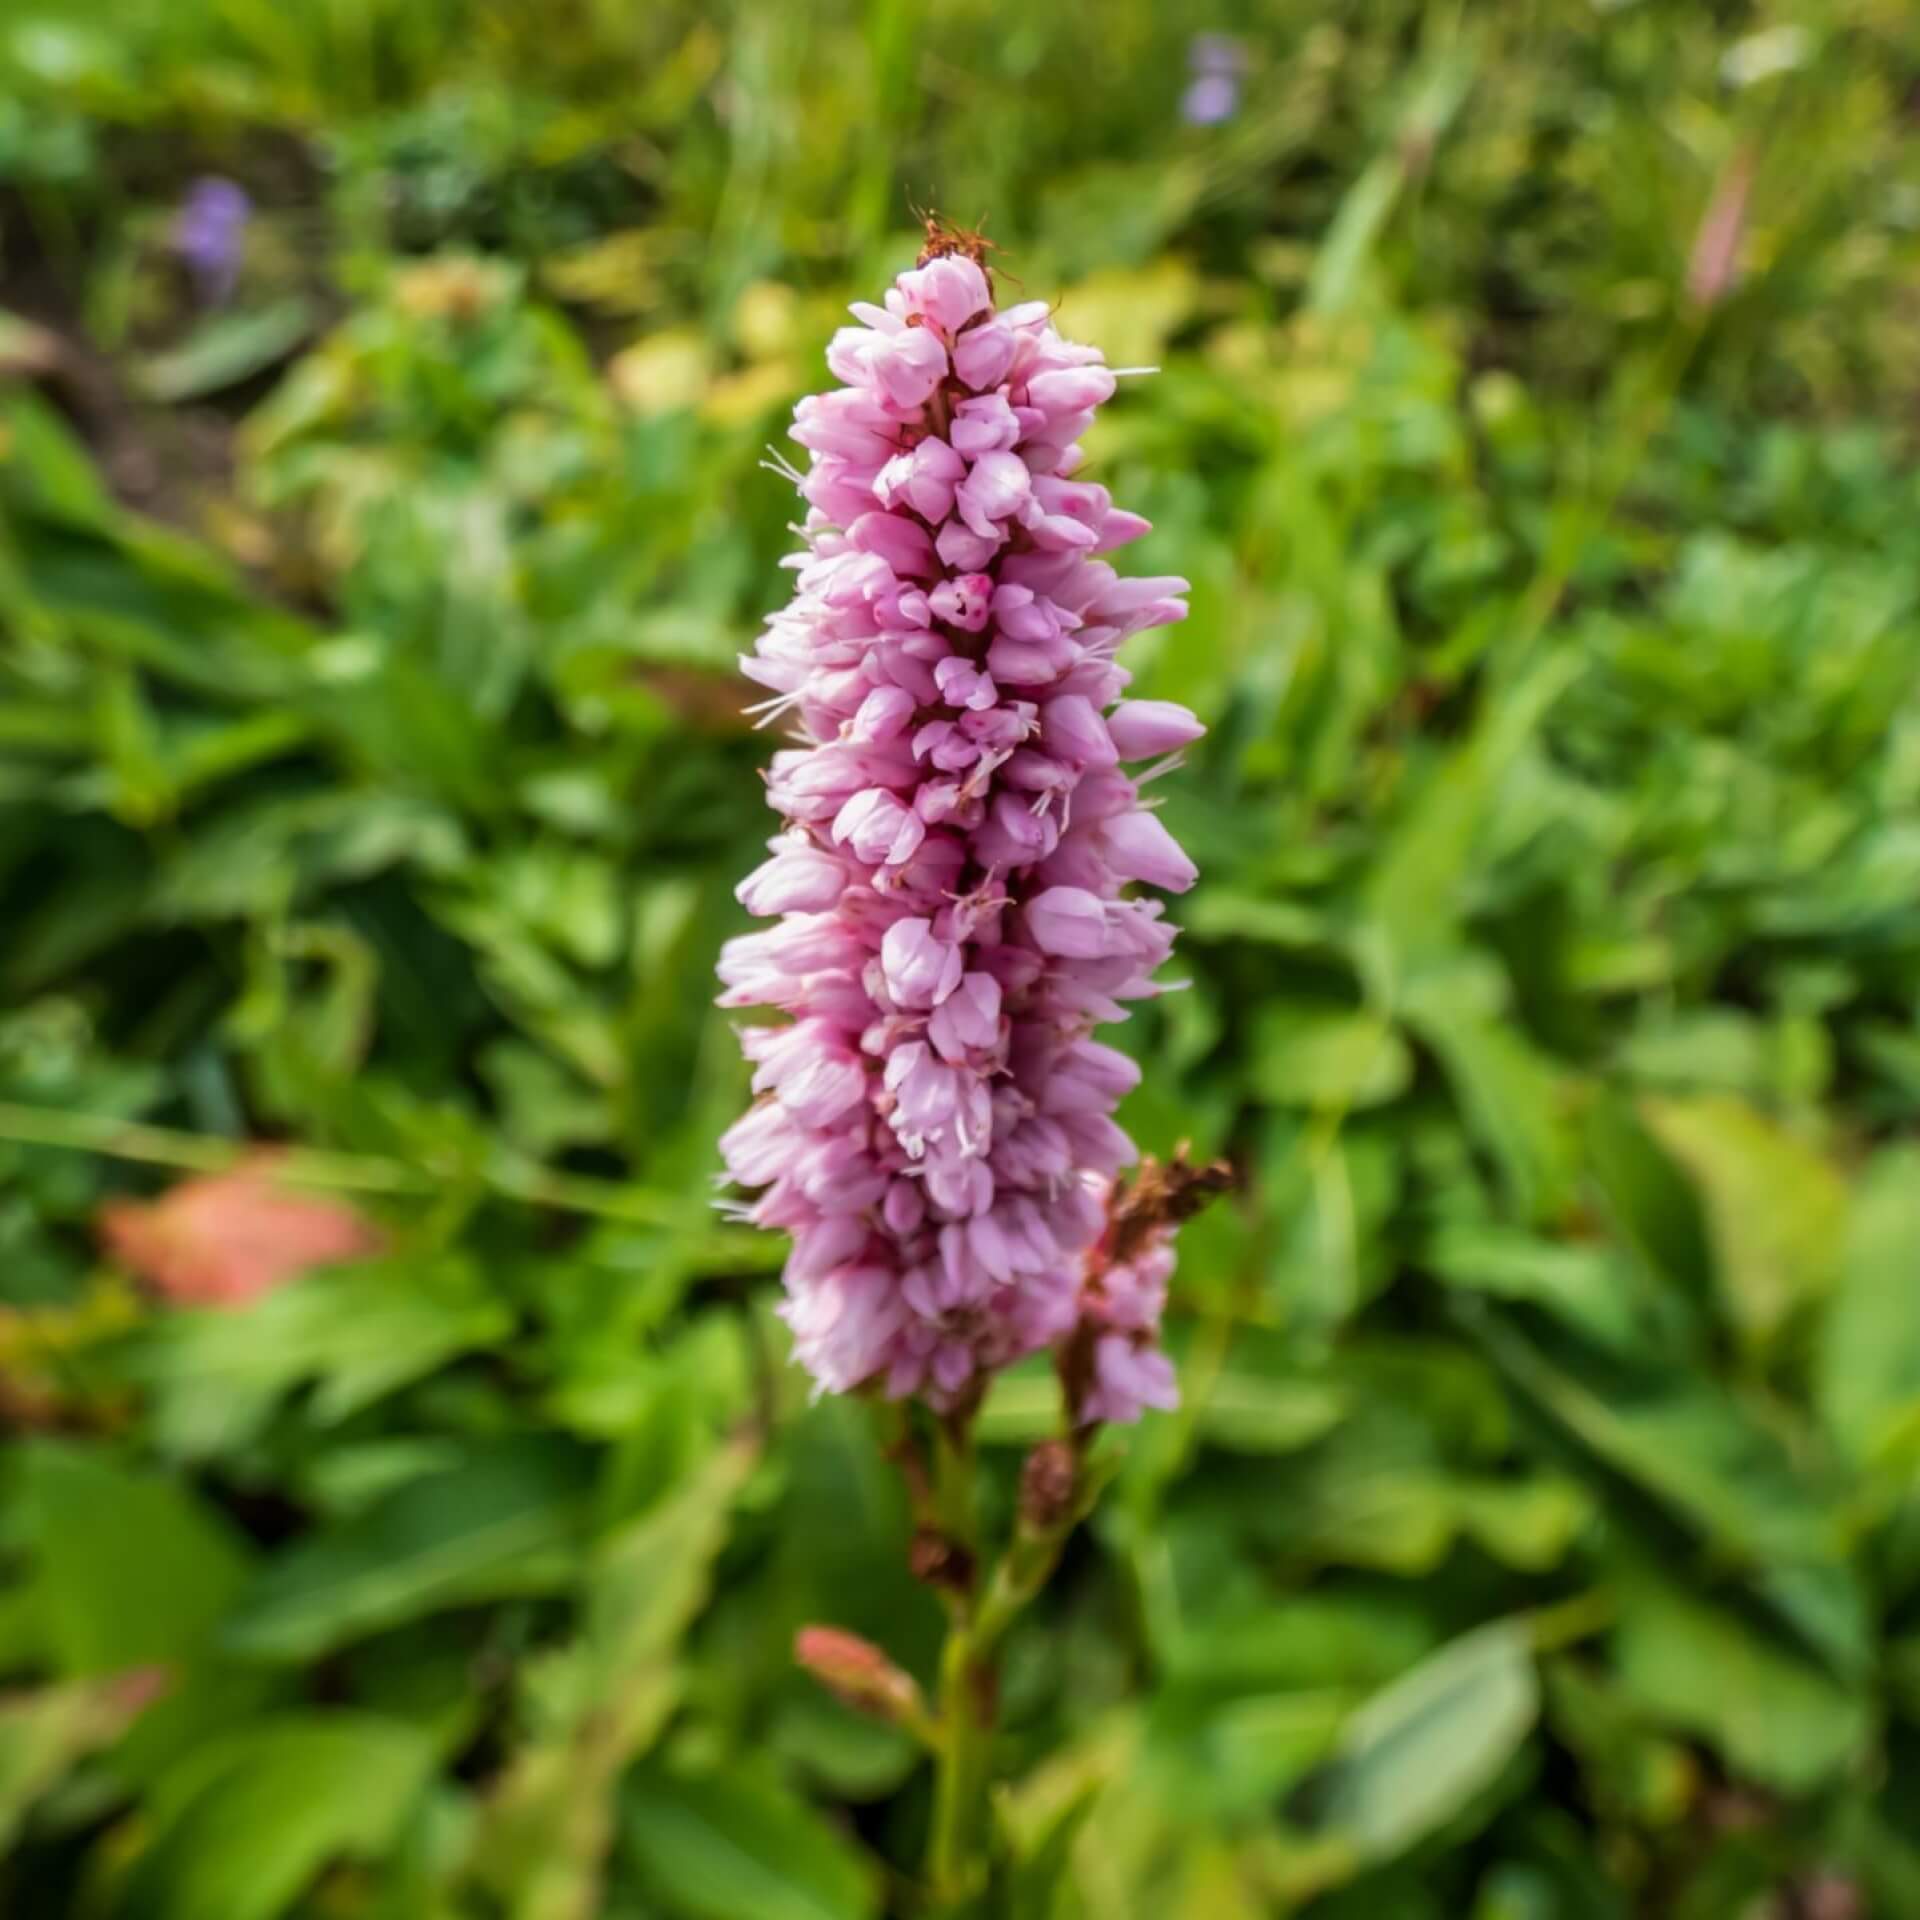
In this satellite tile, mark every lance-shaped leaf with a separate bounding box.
[469,1439,756,1920]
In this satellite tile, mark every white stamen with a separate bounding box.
[761,444,805,486]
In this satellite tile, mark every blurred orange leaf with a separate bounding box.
[98,1157,382,1308]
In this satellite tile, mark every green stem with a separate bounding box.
[1527,1585,1615,1654]
[926,1621,991,1910]
[924,1432,1102,1908]
[922,1403,994,1910]
[973,1482,1086,1653]
[1494,310,1703,679]
[930,1413,978,1557]
[0,1099,753,1245]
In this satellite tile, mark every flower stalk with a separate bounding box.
[723,216,1223,1903]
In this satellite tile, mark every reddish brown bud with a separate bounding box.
[794,1626,928,1734]
[908,1528,976,1595]
[1019,1439,1078,1531]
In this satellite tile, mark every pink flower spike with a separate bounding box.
[1042,695,1118,771]
[719,234,1198,1414]
[737,841,848,914]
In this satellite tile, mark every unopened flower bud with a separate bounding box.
[794,1626,930,1735]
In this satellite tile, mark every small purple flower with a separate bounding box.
[1181,34,1246,127]
[719,239,1205,1424]
[171,177,251,305]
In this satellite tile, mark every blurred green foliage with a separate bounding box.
[4,1,1920,1915]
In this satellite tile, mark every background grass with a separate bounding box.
[5,2,1920,1915]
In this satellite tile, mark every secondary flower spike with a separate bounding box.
[719,227,1203,1420]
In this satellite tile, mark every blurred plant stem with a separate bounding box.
[1494,309,1706,682]
[0,1099,754,1247]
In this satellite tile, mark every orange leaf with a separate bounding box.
[99,1155,381,1308]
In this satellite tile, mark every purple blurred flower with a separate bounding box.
[171,177,251,305]
[1182,34,1246,126]
[1182,75,1239,126]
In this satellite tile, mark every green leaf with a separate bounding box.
[1252,1006,1412,1111]
[1619,1010,1772,1095]
[767,1398,941,1678]
[138,1257,514,1460]
[1640,1094,1847,1346]
[110,1712,434,1920]
[1643,1098,1850,1351]
[1584,1094,1714,1309]
[623,1767,879,1920]
[1165,1591,1435,1695]
[1451,1478,1592,1573]
[1466,1308,1840,1567]
[1425,1226,1649,1355]
[580,1439,755,1700]
[1404,977,1573,1221]
[1181,1690,1353,1817]
[1613,1576,1869,1792]
[1358,652,1579,988]
[1817,1145,1920,1462]
[1006,1776,1100,1920]
[223,1437,592,1662]
[1180,891,1340,952]
[1543,1658,1695,1831]
[1306,40,1477,316]
[471,1441,756,1920]
[0,390,120,524]
[977,1358,1068,1445]
[136,299,315,403]
[1196,1333,1351,1454]
[1301,1619,1538,1864]
[20,1442,252,1676]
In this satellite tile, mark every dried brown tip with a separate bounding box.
[1105,1143,1237,1266]
[909,1527,977,1596]
[914,207,999,276]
